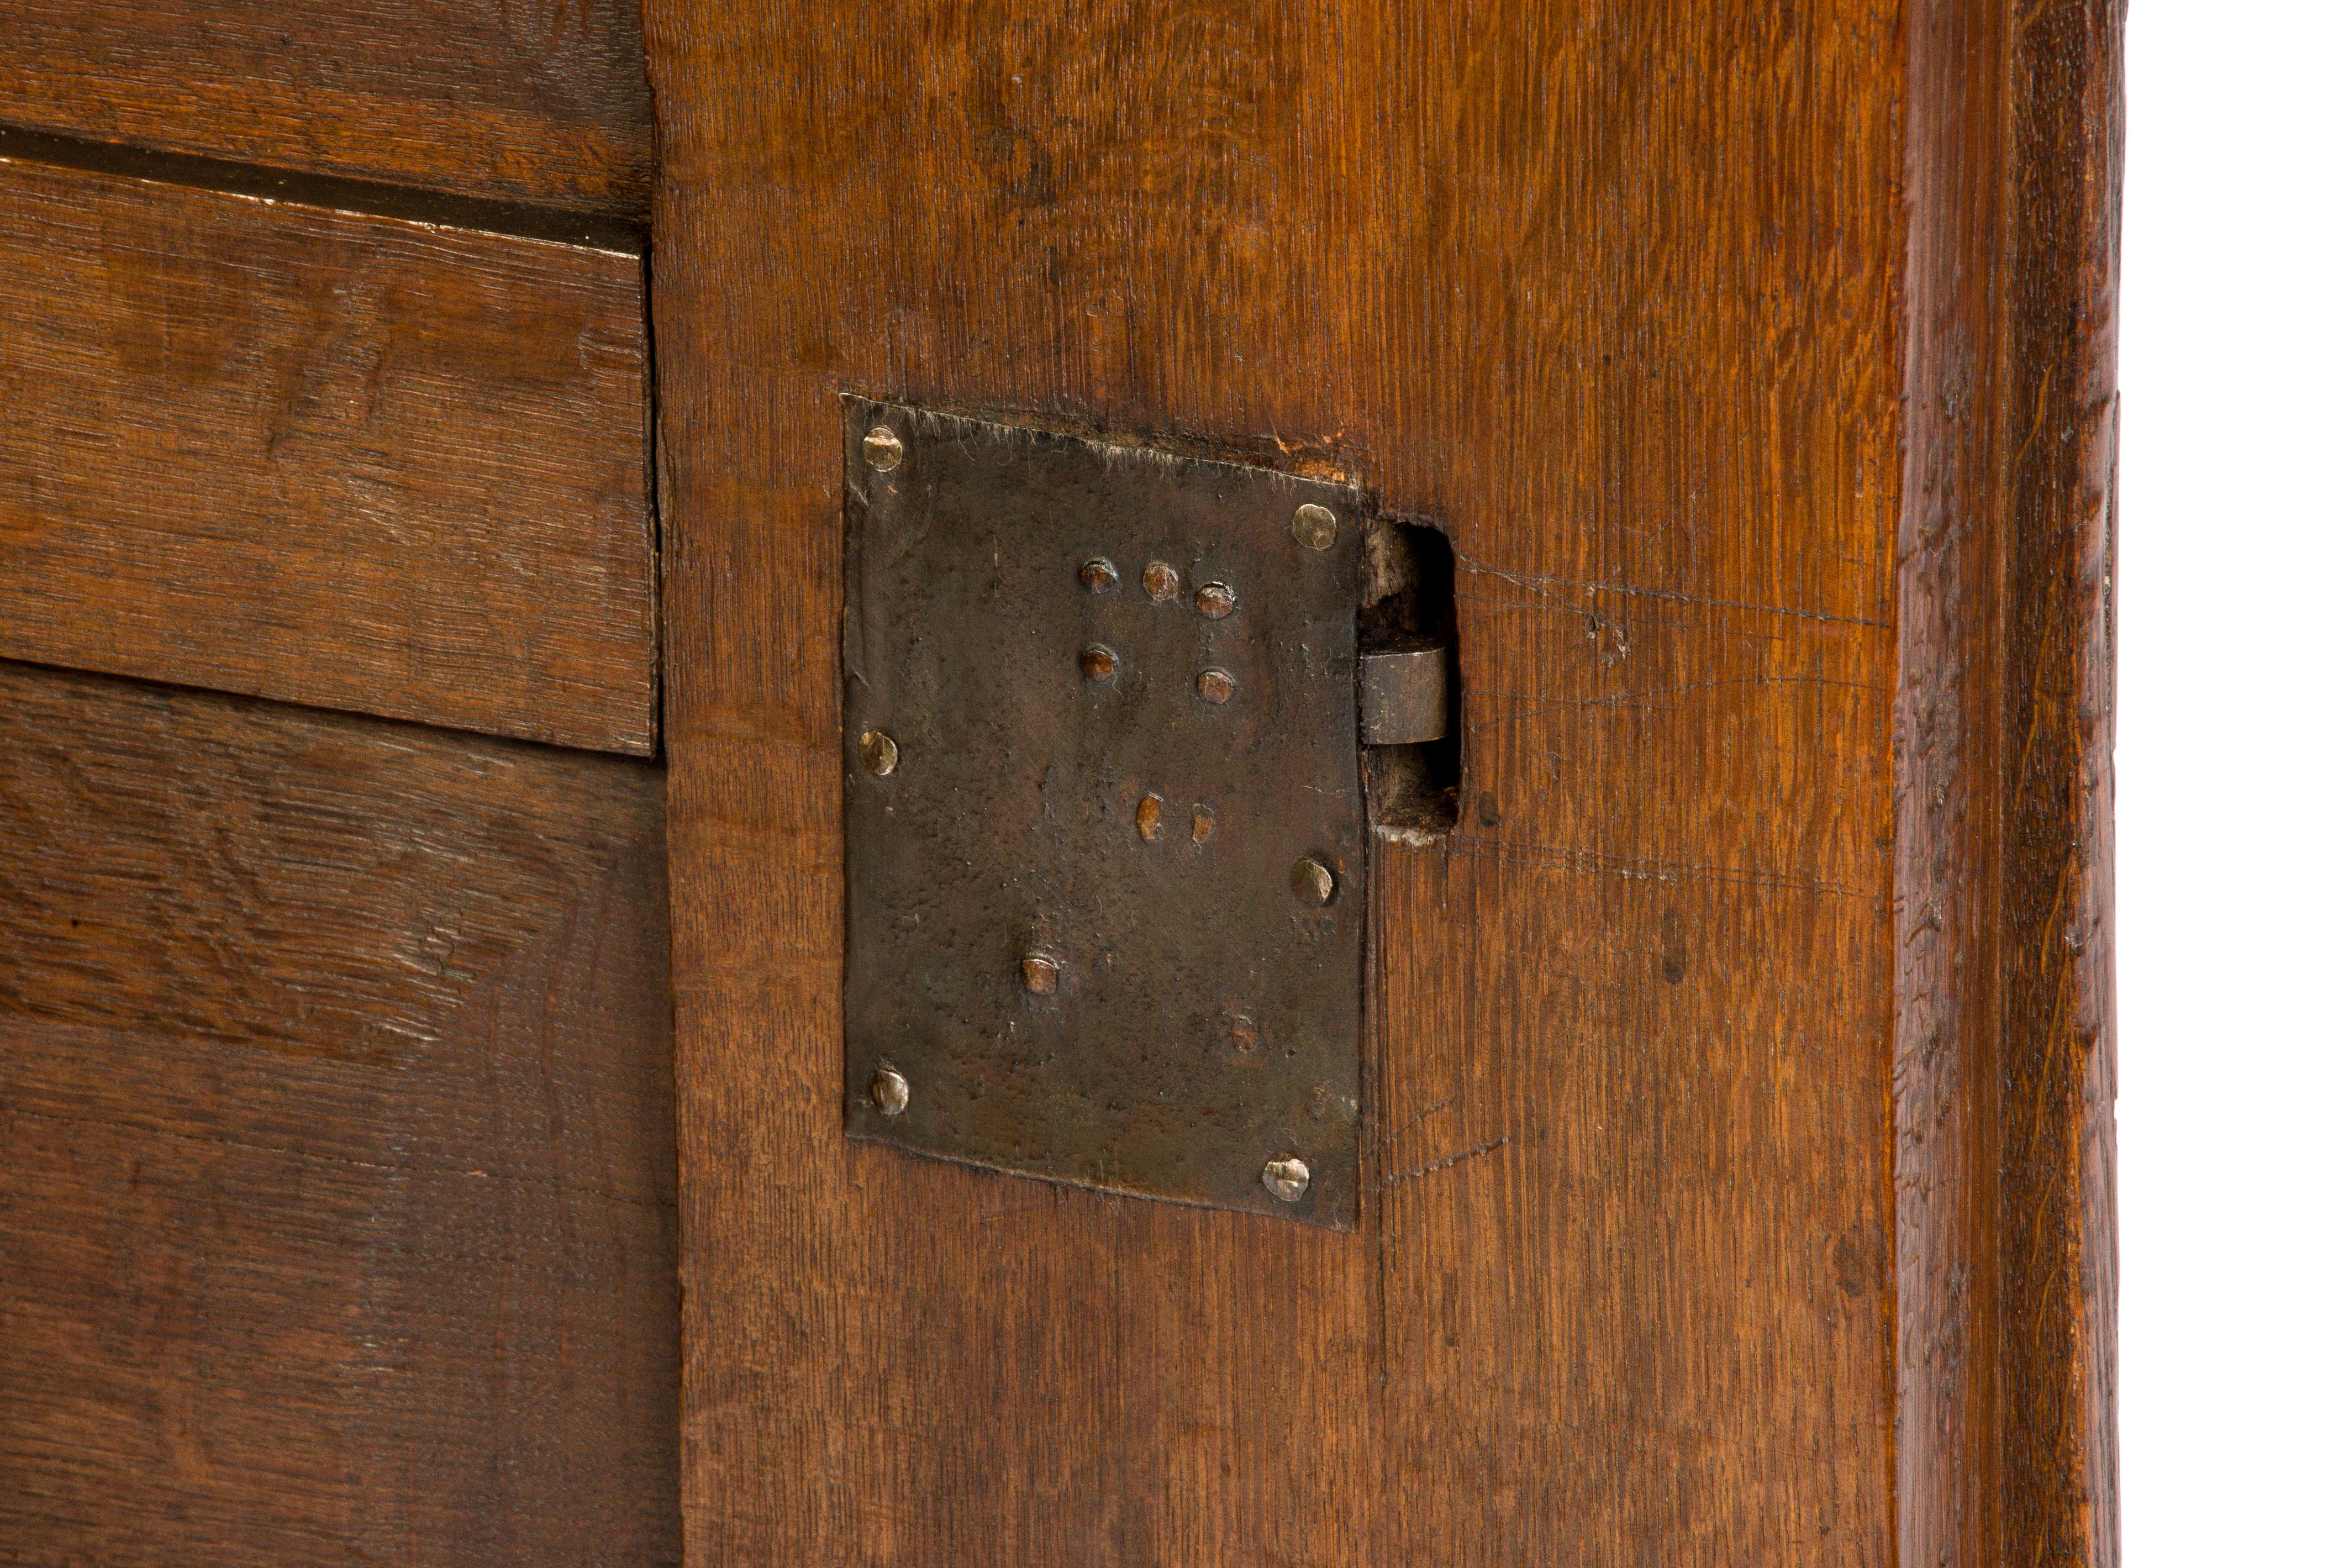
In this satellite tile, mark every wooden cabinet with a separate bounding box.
[0,1,2118,1562]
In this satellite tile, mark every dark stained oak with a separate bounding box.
[1895,3,2121,1565]
[0,151,657,756]
[642,0,2117,1561]
[0,662,679,1566]
[0,0,652,215]
[1990,1,2124,1560]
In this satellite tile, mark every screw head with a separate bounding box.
[1291,503,1337,551]
[1263,1156,1312,1202]
[870,1066,910,1117]
[862,426,903,471]
[1079,557,1120,593]
[1195,668,1236,704]
[859,729,899,776]
[1081,644,1119,683]
[1020,954,1061,995]
[1193,581,1238,619]
[1292,854,1336,906]
[1141,561,1182,602]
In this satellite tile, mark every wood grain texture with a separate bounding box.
[0,0,651,215]
[1993,0,2122,1560]
[0,662,678,1566]
[648,2,1920,1561]
[1895,1,2008,1560]
[1895,2,2121,1565]
[0,151,657,756]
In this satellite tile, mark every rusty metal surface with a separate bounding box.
[840,398,1365,1228]
[1360,640,1451,746]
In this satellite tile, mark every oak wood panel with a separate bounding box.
[0,662,678,1565]
[0,0,651,215]
[1894,3,2121,1566]
[0,152,657,756]
[646,2,1927,1562]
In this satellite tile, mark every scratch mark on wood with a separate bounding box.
[1456,553,1890,630]
[1382,1135,1509,1189]
[1381,1095,1457,1146]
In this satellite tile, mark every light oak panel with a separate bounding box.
[647,1,1906,1561]
[646,0,2119,1558]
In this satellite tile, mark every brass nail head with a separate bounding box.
[1081,644,1119,683]
[862,427,903,471]
[1291,855,1336,906]
[1079,557,1120,593]
[860,729,899,776]
[1263,1156,1312,1202]
[1291,503,1337,551]
[870,1066,910,1117]
[1196,668,1236,704]
[1194,581,1238,619]
[1021,954,1061,995]
[1142,561,1182,601]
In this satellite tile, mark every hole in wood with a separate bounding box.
[1361,514,1461,838]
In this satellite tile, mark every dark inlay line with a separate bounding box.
[0,122,646,254]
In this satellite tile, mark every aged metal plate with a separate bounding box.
[840,398,1365,1228]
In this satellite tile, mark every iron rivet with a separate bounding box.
[859,729,899,776]
[1081,644,1119,682]
[870,1066,910,1117]
[1263,1156,1312,1202]
[1196,668,1236,704]
[1079,557,1120,593]
[1136,792,1164,842]
[1291,503,1337,551]
[1142,561,1182,602]
[1021,954,1061,995]
[862,426,903,471]
[1194,581,1237,619]
[1292,854,1336,906]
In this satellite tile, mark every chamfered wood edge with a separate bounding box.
[1894,1,2121,1564]
[647,0,1929,1559]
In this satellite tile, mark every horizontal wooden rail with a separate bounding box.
[0,0,651,214]
[0,151,658,755]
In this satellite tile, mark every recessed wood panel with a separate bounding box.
[0,662,678,1565]
[0,152,656,755]
[0,0,651,214]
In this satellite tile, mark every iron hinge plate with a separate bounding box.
[840,398,1365,1228]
